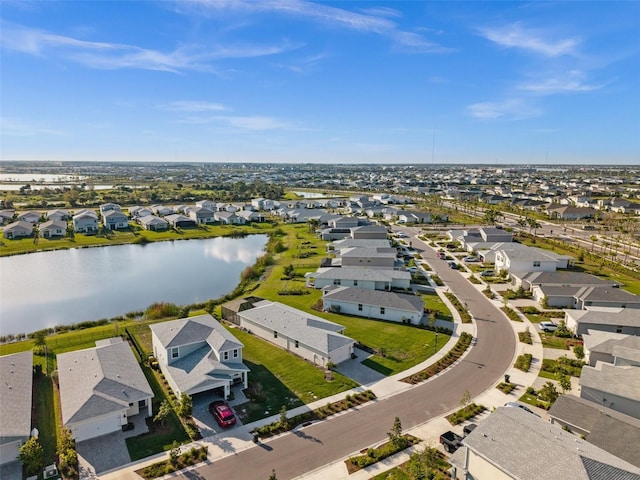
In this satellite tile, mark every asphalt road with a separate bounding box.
[191,226,516,480]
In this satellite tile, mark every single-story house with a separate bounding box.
[495,246,573,274]
[350,225,389,240]
[512,271,620,291]
[573,287,640,310]
[189,206,215,224]
[129,206,153,218]
[99,203,121,214]
[150,314,249,399]
[236,300,355,367]
[57,337,153,442]
[548,395,640,469]
[581,330,640,367]
[102,210,129,230]
[139,215,169,231]
[214,211,245,225]
[479,227,512,242]
[236,210,265,223]
[46,209,71,222]
[251,198,277,211]
[150,205,174,216]
[17,211,41,224]
[397,210,435,224]
[579,362,640,420]
[2,220,33,239]
[547,205,597,220]
[39,220,67,238]
[0,351,33,465]
[195,200,216,210]
[327,238,391,252]
[333,246,397,269]
[565,308,640,336]
[322,286,424,325]
[0,210,14,225]
[72,210,99,233]
[165,214,197,229]
[449,407,640,480]
[305,266,411,291]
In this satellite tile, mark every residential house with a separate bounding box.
[57,338,153,442]
[322,286,424,324]
[512,271,620,291]
[449,407,640,480]
[214,211,245,225]
[129,206,153,218]
[495,246,573,274]
[579,361,640,420]
[350,225,389,240]
[236,210,265,223]
[397,210,440,224]
[0,210,14,225]
[139,215,169,231]
[548,395,640,469]
[2,221,33,239]
[102,210,129,230]
[189,206,215,224]
[327,238,391,252]
[479,227,512,242]
[72,210,99,233]
[333,246,397,269]
[46,209,71,222]
[150,205,174,216]
[150,314,249,399]
[573,287,640,310]
[565,308,640,336]
[251,198,276,211]
[99,203,121,214]
[582,330,640,367]
[17,211,41,224]
[39,220,67,238]
[233,300,355,367]
[305,267,411,291]
[547,205,597,220]
[165,214,197,229]
[195,200,216,210]
[0,351,33,466]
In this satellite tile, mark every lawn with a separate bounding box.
[422,292,453,322]
[34,373,59,464]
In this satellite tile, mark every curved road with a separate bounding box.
[192,226,516,479]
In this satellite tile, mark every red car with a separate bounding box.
[209,401,237,428]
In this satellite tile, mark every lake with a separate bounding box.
[0,235,267,335]
[292,191,341,198]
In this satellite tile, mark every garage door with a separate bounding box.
[0,441,20,465]
[72,414,122,442]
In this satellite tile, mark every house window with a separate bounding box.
[333,279,341,285]
[354,280,358,286]
[616,326,623,333]
[358,304,363,311]
[223,351,229,361]
[533,261,541,267]
[233,349,239,358]
[138,399,146,408]
[171,347,179,359]
[380,307,385,315]
[295,340,299,348]
[274,331,278,339]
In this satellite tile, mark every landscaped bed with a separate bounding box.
[446,403,486,425]
[346,435,421,474]
[401,332,473,384]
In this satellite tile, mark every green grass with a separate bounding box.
[35,373,58,464]
[126,365,190,461]
[422,292,453,322]
[231,328,358,422]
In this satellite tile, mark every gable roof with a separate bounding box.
[238,301,354,355]
[580,362,640,401]
[57,338,153,425]
[308,267,411,282]
[567,308,640,327]
[322,286,424,313]
[150,314,243,352]
[0,351,33,440]
[451,407,640,479]
[516,271,620,288]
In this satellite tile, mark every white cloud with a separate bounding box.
[0,22,295,72]
[467,99,541,120]
[479,23,579,57]
[219,115,290,130]
[517,71,605,94]
[0,117,66,136]
[160,101,227,112]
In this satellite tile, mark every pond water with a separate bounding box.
[0,235,267,335]
[292,191,341,198]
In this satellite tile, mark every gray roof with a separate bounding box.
[580,362,640,401]
[338,246,397,259]
[238,301,354,355]
[0,351,33,440]
[578,287,640,303]
[308,267,410,282]
[568,308,640,327]
[139,215,168,226]
[451,407,640,479]
[150,314,243,352]
[517,271,620,287]
[330,239,391,249]
[583,331,640,357]
[3,220,34,233]
[102,210,128,220]
[322,286,424,313]
[39,220,68,230]
[549,395,640,468]
[57,338,153,425]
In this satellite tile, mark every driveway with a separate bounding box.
[77,431,130,478]
[192,389,246,439]
[334,347,386,386]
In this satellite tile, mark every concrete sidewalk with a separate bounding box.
[100,232,545,480]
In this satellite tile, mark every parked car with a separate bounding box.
[407,266,418,274]
[439,430,463,453]
[437,252,446,259]
[448,261,459,269]
[505,402,540,418]
[209,401,237,428]
[540,321,558,333]
[463,256,479,262]
[479,270,494,277]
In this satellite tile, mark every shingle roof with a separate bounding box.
[451,407,640,479]
[568,308,640,326]
[0,351,33,440]
[238,301,354,355]
[57,338,153,425]
[309,267,410,282]
[150,314,243,352]
[322,286,424,313]
[580,362,640,401]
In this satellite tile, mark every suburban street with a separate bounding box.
[189,226,517,479]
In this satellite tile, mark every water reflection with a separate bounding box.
[0,235,267,335]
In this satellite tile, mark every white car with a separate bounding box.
[539,321,558,333]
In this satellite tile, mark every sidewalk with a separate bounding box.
[100,232,544,480]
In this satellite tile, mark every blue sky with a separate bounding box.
[1,1,638,164]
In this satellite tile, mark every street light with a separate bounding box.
[434,332,438,355]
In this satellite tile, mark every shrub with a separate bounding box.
[145,302,180,320]
[501,306,522,322]
[573,344,585,360]
[514,353,533,372]
[518,328,532,345]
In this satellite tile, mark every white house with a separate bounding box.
[495,246,573,274]
[565,308,640,336]
[99,203,121,214]
[17,211,41,224]
[322,286,424,324]
[2,220,33,239]
[39,220,67,238]
[57,338,153,442]
[139,215,169,231]
[236,300,355,367]
[72,210,99,233]
[0,351,32,466]
[189,206,215,224]
[305,266,411,291]
[102,210,129,230]
[150,314,249,399]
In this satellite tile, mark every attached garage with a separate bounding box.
[69,413,124,443]
[0,441,21,465]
